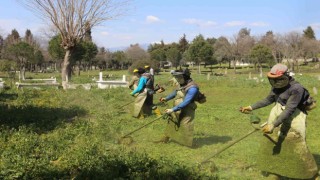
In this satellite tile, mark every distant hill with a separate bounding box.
[107,43,150,52]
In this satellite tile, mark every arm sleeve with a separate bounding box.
[128,76,138,89]
[165,90,177,101]
[172,87,198,112]
[131,77,147,94]
[273,88,304,127]
[251,91,276,110]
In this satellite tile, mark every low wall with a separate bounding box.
[96,80,128,89]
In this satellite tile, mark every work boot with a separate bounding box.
[153,106,162,117]
[153,136,169,144]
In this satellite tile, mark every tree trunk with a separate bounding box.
[20,65,26,81]
[233,58,236,74]
[62,49,72,89]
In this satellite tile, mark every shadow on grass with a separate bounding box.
[0,104,87,133]
[313,154,320,166]
[0,92,18,101]
[193,135,232,148]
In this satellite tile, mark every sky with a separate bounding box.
[0,0,320,50]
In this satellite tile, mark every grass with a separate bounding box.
[0,67,319,179]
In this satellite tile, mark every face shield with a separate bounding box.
[174,75,185,85]
[268,75,289,88]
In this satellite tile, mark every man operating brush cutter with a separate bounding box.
[240,63,318,180]
[154,69,205,147]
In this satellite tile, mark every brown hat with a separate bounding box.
[267,64,288,78]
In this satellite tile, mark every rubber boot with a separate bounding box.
[153,106,162,117]
[153,136,169,144]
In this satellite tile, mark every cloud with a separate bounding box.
[250,22,269,27]
[146,15,160,23]
[101,31,110,36]
[182,18,217,27]
[225,21,246,27]
[0,19,22,35]
[0,18,45,36]
[310,23,320,30]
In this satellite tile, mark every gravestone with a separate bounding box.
[313,87,318,95]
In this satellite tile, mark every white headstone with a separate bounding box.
[313,87,318,95]
[122,75,126,82]
[99,72,103,81]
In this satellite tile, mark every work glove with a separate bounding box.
[159,97,167,102]
[262,124,274,134]
[165,109,174,114]
[156,87,165,93]
[130,92,135,96]
[239,106,252,114]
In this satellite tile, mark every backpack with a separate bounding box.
[302,88,316,111]
[194,91,206,104]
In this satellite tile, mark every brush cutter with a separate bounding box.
[117,100,135,109]
[200,121,267,165]
[117,114,169,145]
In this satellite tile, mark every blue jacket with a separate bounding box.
[165,86,198,112]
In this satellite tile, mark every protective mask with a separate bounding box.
[268,75,289,88]
[174,75,185,85]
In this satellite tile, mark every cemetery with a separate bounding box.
[0,0,319,179]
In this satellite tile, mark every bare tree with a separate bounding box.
[230,28,255,73]
[18,0,131,89]
[282,32,303,71]
[259,31,283,64]
[125,44,149,64]
[214,36,233,68]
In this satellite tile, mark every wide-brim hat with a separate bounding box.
[267,64,288,78]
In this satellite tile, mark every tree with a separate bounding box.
[19,0,131,89]
[7,42,35,80]
[48,35,65,71]
[166,43,181,69]
[214,36,233,67]
[0,35,4,59]
[259,31,283,63]
[112,51,127,69]
[178,34,189,53]
[149,42,167,62]
[5,29,20,46]
[125,44,149,63]
[186,34,213,73]
[79,41,98,71]
[249,44,274,68]
[303,26,316,40]
[33,50,45,72]
[282,32,303,71]
[230,28,255,72]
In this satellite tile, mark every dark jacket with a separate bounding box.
[251,78,309,127]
